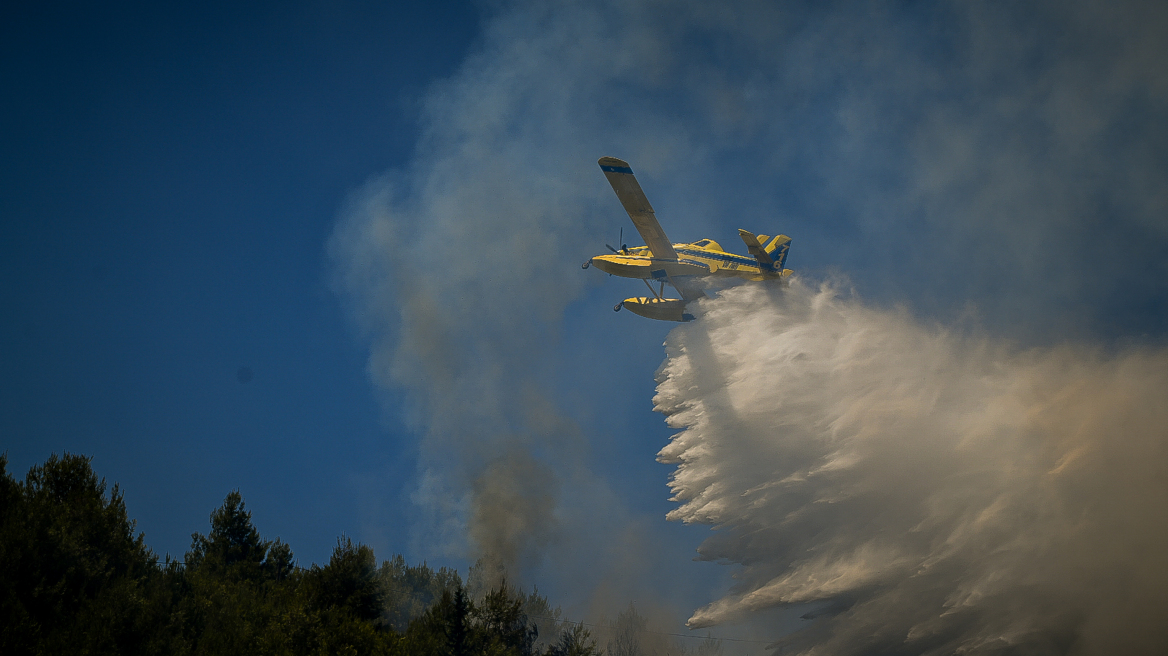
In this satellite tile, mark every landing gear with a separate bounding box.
[581,261,591,269]
[614,302,623,312]
[641,278,666,301]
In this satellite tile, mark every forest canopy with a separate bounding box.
[0,453,720,656]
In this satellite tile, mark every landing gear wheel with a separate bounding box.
[613,302,623,312]
[581,261,590,269]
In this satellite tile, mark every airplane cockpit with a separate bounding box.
[693,239,724,251]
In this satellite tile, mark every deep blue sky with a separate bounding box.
[2,0,481,564]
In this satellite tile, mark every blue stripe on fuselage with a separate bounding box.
[600,165,634,174]
[674,247,758,267]
[611,247,781,272]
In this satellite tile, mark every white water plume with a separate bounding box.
[656,280,1168,654]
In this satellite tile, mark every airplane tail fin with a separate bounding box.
[765,234,792,270]
[738,230,792,272]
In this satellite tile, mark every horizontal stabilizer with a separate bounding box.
[739,229,792,271]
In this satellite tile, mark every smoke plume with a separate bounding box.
[656,280,1168,654]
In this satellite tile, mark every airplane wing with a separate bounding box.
[598,157,678,260]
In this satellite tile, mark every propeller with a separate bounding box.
[606,227,627,254]
[585,227,628,270]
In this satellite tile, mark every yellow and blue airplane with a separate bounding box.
[583,156,793,321]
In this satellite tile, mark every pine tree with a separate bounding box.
[0,453,157,654]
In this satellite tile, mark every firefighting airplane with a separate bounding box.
[582,156,793,321]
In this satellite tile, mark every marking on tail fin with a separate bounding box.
[766,235,791,271]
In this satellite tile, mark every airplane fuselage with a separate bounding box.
[588,242,790,283]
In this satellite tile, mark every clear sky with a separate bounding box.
[2,0,480,563]
[4,0,1167,649]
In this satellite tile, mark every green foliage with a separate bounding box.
[0,453,616,656]
[404,587,470,656]
[309,536,383,623]
[186,490,285,582]
[169,491,303,653]
[268,539,296,581]
[163,494,401,655]
[378,553,462,631]
[403,579,552,656]
[477,582,538,656]
[0,452,158,655]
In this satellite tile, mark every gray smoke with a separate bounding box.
[656,280,1168,654]
[468,448,560,576]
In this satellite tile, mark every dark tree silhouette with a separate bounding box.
[0,453,157,654]
[0,454,622,656]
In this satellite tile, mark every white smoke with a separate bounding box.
[655,280,1168,654]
